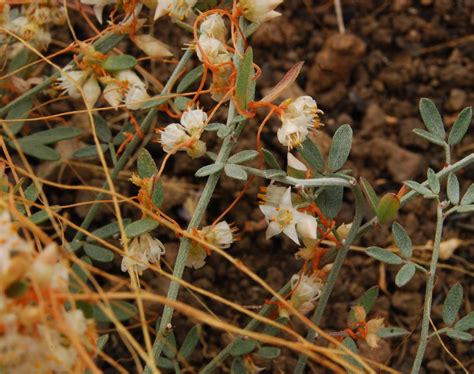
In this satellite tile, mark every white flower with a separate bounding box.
[133,34,173,59]
[124,83,150,110]
[258,183,287,207]
[200,14,227,42]
[154,0,197,20]
[238,0,283,23]
[83,75,101,108]
[64,310,87,336]
[159,108,207,158]
[201,221,234,249]
[160,123,191,154]
[289,272,324,314]
[58,70,89,99]
[284,96,320,119]
[259,187,317,244]
[116,69,144,86]
[186,242,207,269]
[80,0,116,24]
[180,108,208,136]
[103,82,122,109]
[121,233,165,275]
[28,243,69,290]
[366,318,385,348]
[196,34,231,65]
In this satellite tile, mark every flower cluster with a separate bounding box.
[0,210,96,372]
[121,233,166,275]
[187,221,235,269]
[59,67,149,110]
[350,305,385,348]
[159,108,208,158]
[0,3,65,59]
[154,0,197,20]
[197,14,232,102]
[259,186,317,244]
[277,96,323,148]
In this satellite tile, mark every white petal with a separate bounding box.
[296,213,317,240]
[83,76,101,108]
[259,204,277,221]
[265,221,282,239]
[280,187,293,208]
[283,223,300,244]
[103,82,123,109]
[93,5,105,24]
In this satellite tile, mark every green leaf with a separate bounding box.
[228,150,259,164]
[163,332,177,359]
[460,184,474,205]
[316,186,343,219]
[96,334,109,350]
[231,357,248,374]
[125,218,159,238]
[102,55,137,72]
[229,338,257,356]
[175,97,191,111]
[454,311,474,331]
[404,181,433,196]
[151,179,164,208]
[89,219,131,240]
[392,222,413,258]
[263,169,286,179]
[447,173,460,205]
[217,124,234,139]
[157,357,174,369]
[6,280,29,298]
[256,346,281,359]
[419,98,445,139]
[356,286,379,315]
[340,337,362,373]
[360,177,379,213]
[195,163,224,177]
[395,263,416,287]
[93,115,112,143]
[7,47,31,77]
[446,329,473,342]
[24,182,41,202]
[177,65,204,93]
[5,98,33,135]
[262,317,288,337]
[224,164,248,181]
[205,122,225,132]
[178,325,201,359]
[376,327,410,338]
[427,168,440,194]
[297,138,324,172]
[72,144,109,159]
[93,301,138,323]
[366,247,403,265]
[137,149,158,178]
[19,127,82,144]
[29,206,61,225]
[84,244,114,263]
[412,128,445,146]
[448,106,472,145]
[443,283,463,326]
[17,143,60,161]
[261,148,282,170]
[71,256,92,287]
[235,47,254,110]
[328,125,352,172]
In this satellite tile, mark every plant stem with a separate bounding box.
[444,143,451,165]
[144,21,248,373]
[411,201,444,373]
[199,282,291,374]
[294,186,365,374]
[71,48,194,244]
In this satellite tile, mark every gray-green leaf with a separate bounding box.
[228,150,259,164]
[195,163,224,177]
[366,247,403,265]
[229,338,257,356]
[392,222,413,258]
[448,106,472,145]
[72,144,108,159]
[427,168,440,194]
[328,124,352,172]
[17,143,60,161]
[446,173,460,205]
[84,244,114,263]
[360,177,379,213]
[137,149,158,178]
[256,346,281,359]
[235,48,254,110]
[454,311,474,331]
[177,65,204,93]
[125,218,159,238]
[419,98,445,139]
[412,128,445,146]
[404,181,433,197]
[18,127,82,144]
[224,164,248,181]
[231,357,248,374]
[261,148,282,170]
[93,115,112,143]
[395,263,416,287]
[93,301,137,323]
[377,327,410,338]
[297,138,324,172]
[460,184,474,205]
[443,283,463,326]
[178,325,201,359]
[446,329,473,342]
[102,55,137,72]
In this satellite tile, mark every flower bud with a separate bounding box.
[376,193,400,224]
[133,34,173,59]
[336,222,352,241]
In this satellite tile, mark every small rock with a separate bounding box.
[446,88,466,112]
